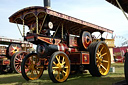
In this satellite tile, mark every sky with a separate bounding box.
[0,0,128,47]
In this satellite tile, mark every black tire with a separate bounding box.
[88,41,111,77]
[11,51,27,73]
[124,53,128,84]
[48,51,70,83]
[21,53,44,81]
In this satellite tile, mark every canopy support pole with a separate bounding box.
[53,22,61,38]
[16,22,23,37]
[116,0,128,21]
[39,14,47,34]
[61,23,63,42]
[23,20,25,37]
[36,17,39,34]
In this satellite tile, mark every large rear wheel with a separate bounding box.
[88,41,111,77]
[21,53,44,81]
[48,51,70,83]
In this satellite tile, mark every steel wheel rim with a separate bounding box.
[96,43,111,75]
[14,52,26,73]
[25,54,43,80]
[52,53,70,82]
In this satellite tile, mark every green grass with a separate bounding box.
[0,63,125,85]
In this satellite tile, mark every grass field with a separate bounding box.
[0,63,125,85]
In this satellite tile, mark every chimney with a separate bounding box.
[44,0,51,9]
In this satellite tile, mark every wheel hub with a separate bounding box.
[97,54,103,64]
[56,63,64,71]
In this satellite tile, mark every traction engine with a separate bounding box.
[9,0,113,83]
[0,38,32,74]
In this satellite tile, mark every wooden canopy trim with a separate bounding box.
[9,6,113,34]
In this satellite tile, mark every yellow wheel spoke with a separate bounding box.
[100,46,104,53]
[56,56,60,63]
[98,64,103,73]
[62,57,64,62]
[63,70,67,76]
[96,53,99,56]
[52,66,59,69]
[98,49,100,53]
[53,70,56,74]
[101,53,107,57]
[64,66,68,68]
[102,60,108,63]
[100,64,107,71]
[98,64,100,69]
[53,61,57,66]
[62,61,66,65]
[96,57,98,59]
[56,71,60,80]
[96,60,98,63]
[99,67,103,73]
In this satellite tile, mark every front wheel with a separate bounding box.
[48,51,71,83]
[21,53,44,81]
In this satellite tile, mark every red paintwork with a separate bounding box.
[82,53,90,64]
[113,46,128,63]
[37,36,61,45]
[83,37,92,49]
[57,43,78,53]
[3,59,10,65]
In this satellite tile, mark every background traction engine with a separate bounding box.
[0,43,28,74]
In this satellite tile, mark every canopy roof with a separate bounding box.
[106,0,128,13]
[0,37,32,45]
[9,6,113,35]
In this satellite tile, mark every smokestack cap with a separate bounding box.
[44,0,51,9]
